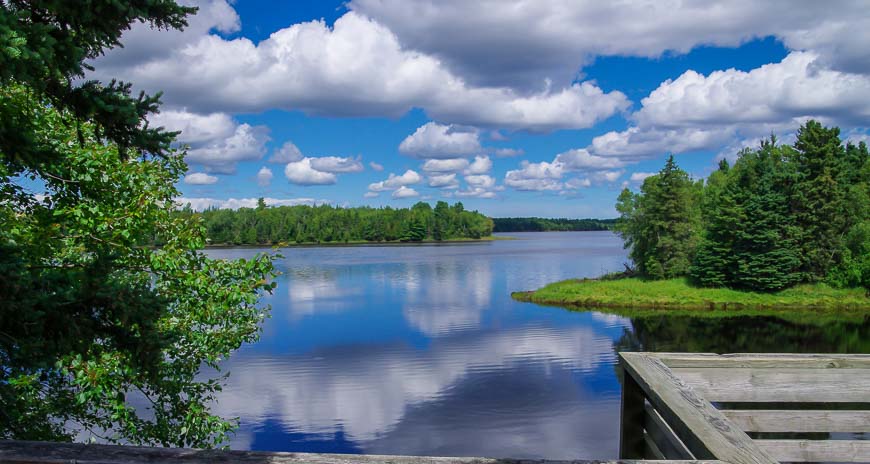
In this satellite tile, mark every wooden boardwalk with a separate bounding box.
[1,353,867,463]
[619,352,870,463]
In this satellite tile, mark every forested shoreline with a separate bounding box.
[492,217,616,232]
[517,121,869,310]
[614,121,868,292]
[175,203,621,246]
[177,201,494,245]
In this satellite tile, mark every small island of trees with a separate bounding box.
[515,121,870,309]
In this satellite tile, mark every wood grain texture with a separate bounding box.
[654,353,870,369]
[755,439,870,463]
[722,409,870,433]
[671,367,870,403]
[0,441,725,464]
[644,403,694,459]
[619,353,777,464]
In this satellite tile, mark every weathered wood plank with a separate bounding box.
[642,433,666,460]
[0,440,725,464]
[671,367,870,403]
[722,409,870,433]
[618,367,646,459]
[755,439,870,463]
[644,403,694,459]
[619,353,777,464]
[654,353,870,369]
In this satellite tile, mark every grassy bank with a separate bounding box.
[511,277,870,310]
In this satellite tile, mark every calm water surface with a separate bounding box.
[206,231,869,459]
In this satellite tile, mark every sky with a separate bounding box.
[90,0,870,218]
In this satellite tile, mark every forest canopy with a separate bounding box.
[183,201,494,245]
[615,121,869,292]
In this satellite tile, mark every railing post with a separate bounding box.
[619,357,646,459]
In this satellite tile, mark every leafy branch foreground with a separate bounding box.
[512,277,870,310]
[0,89,277,446]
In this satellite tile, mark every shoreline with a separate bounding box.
[511,277,870,311]
[203,235,516,249]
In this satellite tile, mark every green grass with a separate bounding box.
[511,277,870,310]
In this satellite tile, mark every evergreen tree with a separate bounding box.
[0,1,194,163]
[616,155,701,279]
[730,140,802,290]
[691,159,737,287]
[692,140,803,291]
[789,121,850,279]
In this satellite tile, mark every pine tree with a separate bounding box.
[0,1,194,163]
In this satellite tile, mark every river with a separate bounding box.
[206,231,869,459]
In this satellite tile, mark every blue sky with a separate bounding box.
[91,0,870,218]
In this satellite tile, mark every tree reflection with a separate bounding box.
[612,311,870,354]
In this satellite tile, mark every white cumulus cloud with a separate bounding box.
[399,122,482,159]
[176,196,328,211]
[554,149,624,170]
[184,172,219,185]
[428,173,460,189]
[93,10,627,131]
[422,158,470,173]
[309,156,365,173]
[256,166,273,187]
[368,170,423,192]
[350,0,870,88]
[463,155,492,175]
[270,141,304,163]
[635,52,870,129]
[504,160,565,191]
[391,186,420,199]
[149,109,269,173]
[284,158,338,185]
[464,174,496,189]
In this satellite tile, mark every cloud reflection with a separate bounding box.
[213,323,619,456]
[402,258,492,336]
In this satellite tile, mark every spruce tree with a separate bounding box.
[691,159,738,287]
[729,140,802,291]
[790,121,850,279]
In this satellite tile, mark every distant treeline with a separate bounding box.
[177,201,493,245]
[492,217,617,232]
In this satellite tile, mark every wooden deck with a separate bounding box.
[1,353,867,464]
[619,352,870,463]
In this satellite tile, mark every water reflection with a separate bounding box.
[216,323,622,456]
[612,311,870,354]
[403,258,492,336]
[206,232,869,459]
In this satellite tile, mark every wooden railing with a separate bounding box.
[619,352,870,463]
[0,440,719,464]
